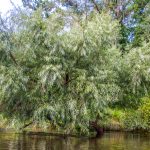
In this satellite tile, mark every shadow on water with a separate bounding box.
[0,132,150,150]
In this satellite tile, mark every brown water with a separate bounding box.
[0,132,150,150]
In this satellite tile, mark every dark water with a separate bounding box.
[0,132,150,150]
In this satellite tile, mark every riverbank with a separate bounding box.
[0,123,149,138]
[0,107,150,137]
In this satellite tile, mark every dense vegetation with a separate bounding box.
[0,0,150,135]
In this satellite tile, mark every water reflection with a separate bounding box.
[0,132,150,150]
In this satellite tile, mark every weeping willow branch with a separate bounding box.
[9,51,18,65]
[0,15,18,66]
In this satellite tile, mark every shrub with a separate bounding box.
[110,109,125,122]
[101,108,125,130]
[123,111,141,130]
[123,109,149,131]
[139,97,150,125]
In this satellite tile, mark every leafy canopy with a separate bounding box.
[0,9,121,134]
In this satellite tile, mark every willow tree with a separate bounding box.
[116,8,150,108]
[0,9,120,134]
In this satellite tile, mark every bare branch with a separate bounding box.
[91,0,101,14]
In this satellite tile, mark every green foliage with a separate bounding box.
[0,0,150,134]
[0,9,121,134]
[110,109,125,122]
[132,1,150,47]
[123,97,150,130]
[116,41,150,108]
[139,97,150,125]
[123,109,149,131]
[99,108,125,130]
[0,114,7,127]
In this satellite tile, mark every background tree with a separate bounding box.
[21,0,150,50]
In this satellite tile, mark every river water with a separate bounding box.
[0,132,149,150]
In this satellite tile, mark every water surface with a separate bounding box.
[0,132,149,150]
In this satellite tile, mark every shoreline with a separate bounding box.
[0,127,149,138]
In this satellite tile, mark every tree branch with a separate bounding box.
[91,0,101,14]
[20,121,34,130]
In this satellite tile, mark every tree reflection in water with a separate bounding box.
[0,132,150,150]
